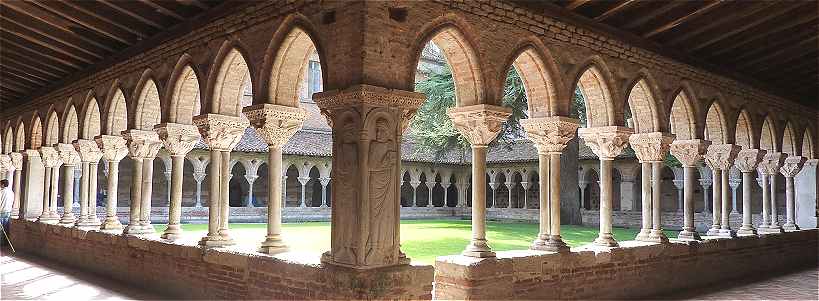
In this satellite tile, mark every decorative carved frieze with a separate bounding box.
[779,156,806,177]
[629,132,675,162]
[577,126,632,159]
[734,149,766,173]
[669,139,710,167]
[122,129,163,160]
[244,104,307,148]
[704,144,740,170]
[314,84,426,133]
[154,123,200,156]
[95,135,129,162]
[757,152,786,176]
[192,114,248,152]
[73,139,103,163]
[447,104,512,147]
[56,143,81,166]
[521,116,580,154]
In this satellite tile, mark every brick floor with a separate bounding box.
[657,267,819,300]
[1,247,168,300]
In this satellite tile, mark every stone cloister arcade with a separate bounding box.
[0,1,816,299]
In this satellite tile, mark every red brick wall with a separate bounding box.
[9,220,433,300]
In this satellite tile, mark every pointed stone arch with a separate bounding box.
[14,119,25,152]
[781,121,797,156]
[30,114,43,149]
[61,104,79,144]
[573,60,618,127]
[669,89,697,140]
[132,70,162,130]
[412,22,485,106]
[625,74,662,133]
[81,93,102,139]
[760,116,777,152]
[802,128,815,159]
[503,40,564,117]
[2,126,12,154]
[207,42,253,116]
[104,85,128,135]
[704,101,728,144]
[734,109,754,149]
[166,54,203,124]
[264,20,325,107]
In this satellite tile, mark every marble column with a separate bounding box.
[734,149,765,236]
[673,179,684,212]
[704,144,739,238]
[630,132,674,243]
[523,116,579,253]
[636,161,652,241]
[579,126,632,247]
[579,181,588,209]
[314,85,423,267]
[699,178,712,213]
[426,181,435,207]
[488,181,498,208]
[520,181,529,208]
[245,175,258,208]
[74,139,103,229]
[56,144,80,225]
[410,180,420,207]
[505,180,514,209]
[297,176,309,207]
[96,135,128,230]
[37,147,62,223]
[729,173,741,214]
[671,139,709,240]
[320,177,330,207]
[194,114,248,247]
[245,103,307,254]
[193,171,206,208]
[155,123,200,240]
[122,130,162,235]
[758,152,785,234]
[442,182,451,207]
[449,104,511,258]
[7,153,22,219]
[780,156,806,231]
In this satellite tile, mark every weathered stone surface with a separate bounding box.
[628,132,674,162]
[670,139,709,167]
[521,116,580,154]
[448,104,512,147]
[577,126,632,159]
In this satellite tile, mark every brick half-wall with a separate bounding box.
[433,230,818,300]
[9,220,434,300]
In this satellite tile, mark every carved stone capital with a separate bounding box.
[628,132,675,162]
[73,139,103,163]
[192,114,248,151]
[154,123,200,156]
[9,152,23,170]
[95,135,129,162]
[447,104,512,147]
[669,139,710,167]
[0,155,11,172]
[314,84,425,132]
[757,152,786,175]
[40,147,62,167]
[244,104,308,148]
[521,116,580,154]
[704,144,740,170]
[577,126,633,159]
[56,143,81,166]
[122,129,163,160]
[780,156,806,177]
[734,149,767,173]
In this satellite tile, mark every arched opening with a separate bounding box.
[62,104,79,144]
[445,174,458,207]
[44,111,59,146]
[82,97,102,139]
[14,121,25,152]
[255,162,269,206]
[2,127,12,154]
[167,61,202,124]
[284,164,300,207]
[669,91,697,140]
[760,116,777,152]
[626,78,660,133]
[133,78,161,130]
[30,115,43,150]
[105,88,128,136]
[782,122,797,156]
[229,161,247,207]
[210,48,251,117]
[735,110,754,149]
[431,173,445,207]
[401,171,413,207]
[803,130,815,159]
[705,102,727,144]
[583,169,601,210]
[576,65,616,128]
[308,166,321,207]
[418,173,431,207]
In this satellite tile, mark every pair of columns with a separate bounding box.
[294,175,330,207]
[0,153,22,219]
[36,146,63,224]
[757,153,806,234]
[120,130,163,235]
[630,132,675,244]
[703,144,741,238]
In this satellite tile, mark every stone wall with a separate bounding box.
[581,209,788,232]
[434,230,818,300]
[9,220,434,300]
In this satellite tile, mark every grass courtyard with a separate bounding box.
[155,220,676,264]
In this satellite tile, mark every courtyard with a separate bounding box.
[151,220,675,264]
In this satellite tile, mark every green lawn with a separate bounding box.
[155,220,676,264]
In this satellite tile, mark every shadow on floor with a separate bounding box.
[650,266,819,300]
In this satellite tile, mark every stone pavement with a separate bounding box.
[658,267,819,300]
[1,247,168,300]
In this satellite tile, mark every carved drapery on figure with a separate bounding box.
[669,139,710,167]
[521,116,580,154]
[314,84,424,269]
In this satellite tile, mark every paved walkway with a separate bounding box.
[1,247,168,300]
[658,267,819,300]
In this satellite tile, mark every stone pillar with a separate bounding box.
[96,135,128,230]
[504,180,514,209]
[245,103,308,254]
[636,162,652,241]
[699,178,712,213]
[155,123,200,240]
[579,126,632,247]
[671,139,709,240]
[320,177,330,207]
[579,181,588,209]
[488,181,498,208]
[194,114,248,247]
[780,156,806,231]
[734,149,765,236]
[56,144,80,225]
[619,176,636,211]
[193,171,206,208]
[36,146,60,223]
[729,173,741,214]
[704,144,740,237]
[297,176,310,207]
[122,130,162,235]
[9,153,23,219]
[315,84,424,267]
[758,152,785,234]
[73,167,81,210]
[523,116,579,253]
[449,104,511,258]
[74,139,103,229]
[410,180,420,207]
[630,132,674,243]
[673,179,684,212]
[442,182,451,207]
[520,181,529,208]
[21,150,44,220]
[245,175,258,208]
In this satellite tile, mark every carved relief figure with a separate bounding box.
[367,118,397,264]
[332,113,359,264]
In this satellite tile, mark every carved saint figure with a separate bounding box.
[332,115,359,264]
[366,118,397,264]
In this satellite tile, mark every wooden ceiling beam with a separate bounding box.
[0,20,99,64]
[687,2,804,52]
[773,58,819,75]
[622,1,687,30]
[141,0,186,21]
[752,50,818,73]
[0,88,26,97]
[0,9,112,56]
[0,61,60,83]
[99,0,169,30]
[0,78,36,93]
[737,36,818,69]
[594,0,640,22]
[177,0,210,11]
[707,13,818,58]
[0,36,84,69]
[0,51,73,75]
[565,0,593,10]
[2,70,48,87]
[719,27,817,64]
[642,1,726,39]
[58,1,154,39]
[0,57,63,80]
[0,1,120,52]
[31,1,138,45]
[666,1,776,46]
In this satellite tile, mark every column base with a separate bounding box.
[545,236,570,253]
[123,224,152,235]
[259,235,289,254]
[530,235,549,250]
[37,214,60,224]
[677,230,701,241]
[647,230,669,243]
[100,218,123,231]
[58,214,76,226]
[705,226,721,236]
[161,224,183,240]
[758,226,785,235]
[462,239,495,258]
[139,222,156,234]
[199,235,232,247]
[737,226,757,236]
[593,233,619,247]
[634,228,652,241]
[717,228,737,238]
[782,223,799,232]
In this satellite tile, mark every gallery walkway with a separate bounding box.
[658,266,819,300]
[1,247,167,300]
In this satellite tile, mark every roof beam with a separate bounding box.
[140,0,186,21]
[58,1,153,39]
[31,1,138,45]
[2,70,48,87]
[99,0,168,29]
[622,1,686,29]
[752,50,818,73]
[0,61,60,83]
[177,0,210,11]
[707,12,818,58]
[0,36,84,69]
[594,0,640,22]
[719,27,817,64]
[666,1,776,46]
[0,9,112,57]
[0,19,99,64]
[0,78,37,92]
[0,51,73,75]
[687,2,804,52]
[0,1,120,52]
[642,1,726,38]
[737,36,818,69]
[565,0,593,10]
